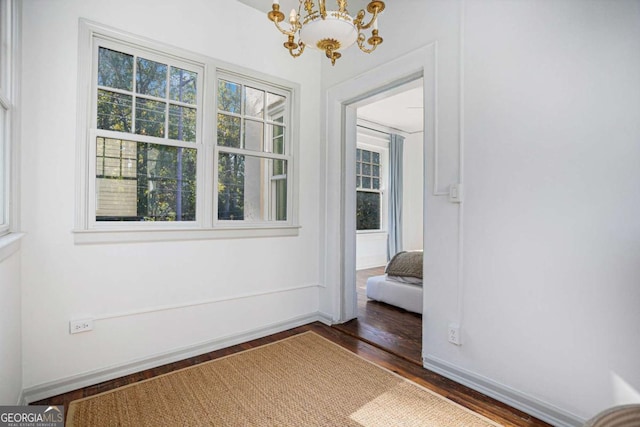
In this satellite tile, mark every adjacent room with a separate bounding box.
[335,78,425,364]
[1,0,639,426]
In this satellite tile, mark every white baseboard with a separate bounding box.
[316,311,334,325]
[356,259,387,271]
[23,312,325,404]
[423,354,584,427]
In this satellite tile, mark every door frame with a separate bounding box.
[323,43,436,322]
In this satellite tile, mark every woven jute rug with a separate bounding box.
[67,332,500,426]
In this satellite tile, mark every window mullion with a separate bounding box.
[263,95,271,154]
[131,54,138,136]
[217,146,288,161]
[93,129,195,149]
[164,62,169,139]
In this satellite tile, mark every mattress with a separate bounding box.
[365,274,423,314]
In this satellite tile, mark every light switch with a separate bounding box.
[449,183,463,203]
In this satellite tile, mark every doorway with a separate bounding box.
[333,78,425,364]
[322,44,435,365]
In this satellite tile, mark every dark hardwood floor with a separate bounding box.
[33,322,549,426]
[33,272,550,426]
[333,266,423,365]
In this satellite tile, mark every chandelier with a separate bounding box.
[267,0,385,66]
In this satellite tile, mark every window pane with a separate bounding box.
[357,149,361,161]
[97,137,136,179]
[243,120,264,151]
[169,105,196,142]
[98,47,133,91]
[362,177,371,188]
[135,98,166,137]
[217,152,244,220]
[372,178,380,189]
[362,163,371,176]
[218,153,287,221]
[97,90,132,132]
[274,179,287,221]
[169,67,197,105]
[356,191,380,230]
[273,159,285,176]
[362,149,371,162]
[372,151,380,164]
[96,137,196,221]
[218,80,241,113]
[372,164,380,177]
[356,176,361,188]
[136,57,167,98]
[270,123,284,154]
[217,114,240,148]
[266,92,285,121]
[244,86,264,118]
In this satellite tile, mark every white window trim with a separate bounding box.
[74,20,300,244]
[0,98,9,238]
[356,127,389,234]
[0,0,21,247]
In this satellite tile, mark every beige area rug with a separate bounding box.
[67,332,501,426]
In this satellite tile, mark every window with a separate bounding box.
[356,148,382,230]
[216,75,289,223]
[92,43,202,223]
[77,21,298,241]
[0,0,15,237]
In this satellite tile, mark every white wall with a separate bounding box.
[20,0,322,394]
[455,0,640,419]
[0,245,22,404]
[320,0,640,423]
[318,0,461,319]
[402,132,424,251]
[356,232,386,270]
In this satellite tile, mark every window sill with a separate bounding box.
[73,225,300,245]
[356,230,388,235]
[0,232,25,263]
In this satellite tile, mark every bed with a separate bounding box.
[365,250,423,314]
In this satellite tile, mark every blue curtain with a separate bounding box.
[387,134,404,261]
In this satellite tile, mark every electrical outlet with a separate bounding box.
[448,323,461,346]
[70,318,93,334]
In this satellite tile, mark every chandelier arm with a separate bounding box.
[356,33,378,54]
[273,19,296,37]
[288,42,306,58]
[319,0,327,19]
[356,8,380,31]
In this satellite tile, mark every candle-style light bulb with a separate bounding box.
[273,0,279,5]
[289,8,297,24]
[373,17,378,30]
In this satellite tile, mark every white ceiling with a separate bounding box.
[358,79,424,134]
[237,0,269,12]
[237,0,424,134]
